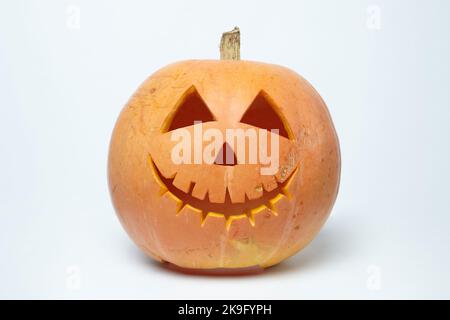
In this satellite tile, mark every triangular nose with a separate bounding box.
[214,142,237,166]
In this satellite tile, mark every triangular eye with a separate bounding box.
[240,90,293,139]
[163,86,216,132]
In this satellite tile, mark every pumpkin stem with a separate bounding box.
[220,27,240,60]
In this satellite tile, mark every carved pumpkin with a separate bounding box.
[108,28,340,272]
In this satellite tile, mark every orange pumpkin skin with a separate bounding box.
[108,60,340,270]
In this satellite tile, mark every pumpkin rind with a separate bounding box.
[108,60,340,270]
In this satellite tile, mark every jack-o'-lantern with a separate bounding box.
[108,28,340,273]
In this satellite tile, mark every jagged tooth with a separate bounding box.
[268,193,286,216]
[266,200,278,216]
[280,167,299,199]
[250,204,268,225]
[168,191,185,215]
[188,181,195,195]
[175,199,185,214]
[241,208,255,227]
[225,214,246,231]
[201,211,225,227]
[200,211,208,226]
[159,186,168,197]
[225,216,234,231]
[279,187,291,199]
[248,212,256,227]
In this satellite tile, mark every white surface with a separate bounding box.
[1,0,450,299]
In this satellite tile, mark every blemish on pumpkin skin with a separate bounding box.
[229,238,267,264]
[280,166,288,178]
[288,151,296,169]
[263,179,278,192]
[240,237,250,245]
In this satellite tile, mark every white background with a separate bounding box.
[1,0,450,299]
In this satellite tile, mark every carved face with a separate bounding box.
[109,60,340,270]
[148,84,299,228]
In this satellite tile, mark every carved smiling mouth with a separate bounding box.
[148,156,297,228]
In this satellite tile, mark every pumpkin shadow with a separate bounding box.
[127,213,353,277]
